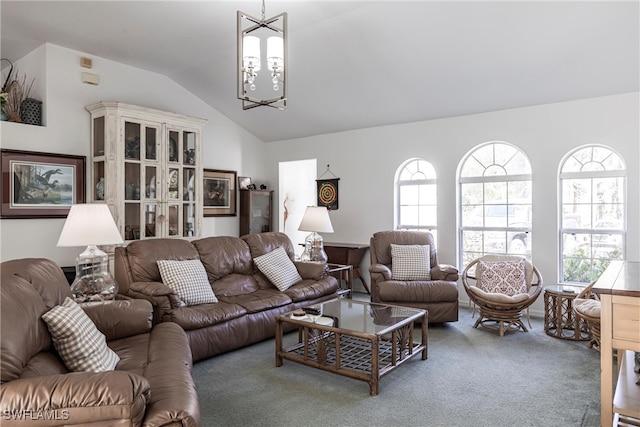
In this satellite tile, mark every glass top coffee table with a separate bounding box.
[275,299,428,395]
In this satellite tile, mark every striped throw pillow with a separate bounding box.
[391,244,431,280]
[42,297,120,372]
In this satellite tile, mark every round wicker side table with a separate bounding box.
[543,285,590,340]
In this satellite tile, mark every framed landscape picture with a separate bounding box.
[1,149,85,218]
[203,168,237,217]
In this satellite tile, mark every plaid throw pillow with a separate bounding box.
[157,259,218,306]
[42,297,120,372]
[477,259,528,296]
[391,244,431,280]
[253,246,302,291]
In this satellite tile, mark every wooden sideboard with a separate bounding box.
[593,261,640,427]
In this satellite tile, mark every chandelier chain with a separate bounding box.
[261,0,266,21]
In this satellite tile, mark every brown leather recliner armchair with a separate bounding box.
[369,231,459,323]
[0,258,200,427]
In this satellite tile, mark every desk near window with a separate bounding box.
[323,242,370,294]
[593,261,640,427]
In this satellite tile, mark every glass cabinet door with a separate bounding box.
[92,116,106,201]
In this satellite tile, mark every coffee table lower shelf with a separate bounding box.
[275,317,427,395]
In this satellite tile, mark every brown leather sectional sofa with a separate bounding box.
[0,258,199,427]
[114,232,340,362]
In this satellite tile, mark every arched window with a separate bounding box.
[458,142,532,267]
[559,144,626,284]
[395,158,437,241]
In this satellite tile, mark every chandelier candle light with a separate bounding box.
[237,0,287,110]
[57,204,124,302]
[298,206,334,262]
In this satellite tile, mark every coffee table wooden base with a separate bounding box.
[275,311,427,395]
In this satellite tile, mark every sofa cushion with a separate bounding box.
[1,274,53,382]
[221,289,292,314]
[477,259,528,296]
[284,279,340,302]
[253,246,302,291]
[210,273,260,297]
[42,297,120,372]
[122,238,200,284]
[242,232,297,259]
[193,236,254,281]
[1,258,72,309]
[377,280,459,303]
[162,301,248,330]
[391,244,431,280]
[157,259,218,306]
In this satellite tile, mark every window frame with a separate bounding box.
[558,144,626,284]
[395,158,437,238]
[458,141,533,268]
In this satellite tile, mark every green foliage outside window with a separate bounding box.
[563,247,622,283]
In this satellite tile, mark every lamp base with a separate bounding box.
[70,245,118,302]
[301,231,328,263]
[71,276,117,303]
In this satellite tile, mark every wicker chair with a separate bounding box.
[572,281,601,351]
[462,255,543,336]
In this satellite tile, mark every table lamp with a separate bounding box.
[298,206,333,262]
[57,204,124,302]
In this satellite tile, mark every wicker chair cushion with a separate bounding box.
[468,285,530,303]
[574,298,601,318]
[390,244,431,280]
[477,259,527,296]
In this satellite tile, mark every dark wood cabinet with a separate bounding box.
[239,189,273,236]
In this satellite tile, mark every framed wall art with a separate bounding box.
[203,168,237,217]
[1,149,85,218]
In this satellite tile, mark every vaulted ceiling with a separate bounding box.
[2,1,638,142]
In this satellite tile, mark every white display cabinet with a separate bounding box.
[86,102,207,241]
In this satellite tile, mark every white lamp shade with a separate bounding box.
[298,206,334,233]
[57,204,124,247]
[243,35,261,71]
[267,36,284,69]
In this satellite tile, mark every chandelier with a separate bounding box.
[237,0,288,110]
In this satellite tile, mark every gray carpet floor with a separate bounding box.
[192,302,601,427]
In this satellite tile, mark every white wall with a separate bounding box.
[0,43,266,266]
[264,92,640,313]
[2,43,638,317]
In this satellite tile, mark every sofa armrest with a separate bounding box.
[0,371,149,426]
[294,261,329,281]
[81,299,153,341]
[126,281,183,324]
[431,264,459,282]
[369,263,392,280]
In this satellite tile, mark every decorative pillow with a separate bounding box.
[253,246,302,291]
[157,259,218,306]
[477,259,528,296]
[390,244,431,280]
[42,297,120,372]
